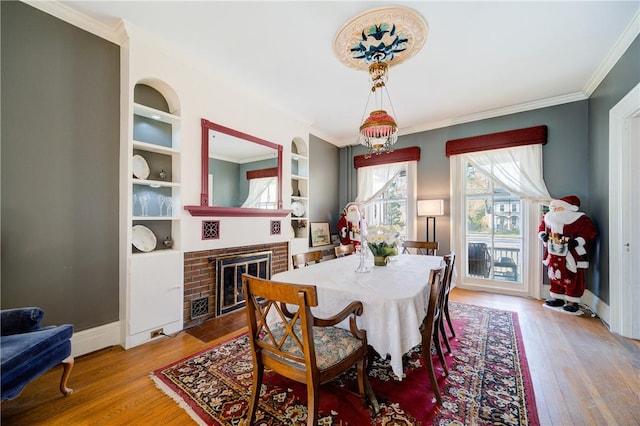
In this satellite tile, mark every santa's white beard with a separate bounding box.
[545,209,583,233]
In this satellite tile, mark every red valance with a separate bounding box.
[354,146,421,169]
[445,125,547,157]
[246,167,278,180]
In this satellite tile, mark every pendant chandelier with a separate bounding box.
[358,62,398,155]
[333,6,428,156]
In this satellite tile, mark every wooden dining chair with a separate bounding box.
[241,274,379,425]
[291,250,323,269]
[420,265,449,405]
[334,243,356,257]
[402,240,439,256]
[440,252,457,353]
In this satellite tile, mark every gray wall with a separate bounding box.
[588,36,640,303]
[1,1,120,329]
[309,135,340,235]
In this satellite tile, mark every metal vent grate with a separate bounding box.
[191,297,209,320]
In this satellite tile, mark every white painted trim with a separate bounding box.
[71,321,122,357]
[583,10,640,96]
[22,1,127,45]
[582,289,611,329]
[609,82,640,336]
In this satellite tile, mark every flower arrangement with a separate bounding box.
[365,224,403,257]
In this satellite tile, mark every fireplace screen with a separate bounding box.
[216,251,272,316]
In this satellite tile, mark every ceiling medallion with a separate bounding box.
[333,6,428,71]
[334,6,427,156]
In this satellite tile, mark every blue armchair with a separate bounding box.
[1,307,74,400]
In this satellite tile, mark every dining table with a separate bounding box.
[270,252,445,380]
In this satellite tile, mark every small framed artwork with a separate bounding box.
[331,234,340,245]
[310,222,330,247]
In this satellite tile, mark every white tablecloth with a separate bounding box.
[271,253,444,379]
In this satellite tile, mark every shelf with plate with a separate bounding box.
[123,82,184,349]
[290,139,310,258]
[130,100,181,255]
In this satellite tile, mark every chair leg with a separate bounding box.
[357,357,380,415]
[307,382,319,426]
[247,364,263,424]
[439,316,452,354]
[433,325,449,376]
[421,335,442,405]
[444,300,456,338]
[59,355,74,396]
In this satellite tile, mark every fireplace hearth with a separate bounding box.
[183,242,288,329]
[216,251,271,316]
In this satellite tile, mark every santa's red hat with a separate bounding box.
[550,195,580,212]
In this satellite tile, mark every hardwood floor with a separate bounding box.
[2,289,638,425]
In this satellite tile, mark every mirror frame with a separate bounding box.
[185,119,290,217]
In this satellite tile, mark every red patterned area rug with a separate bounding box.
[151,302,539,425]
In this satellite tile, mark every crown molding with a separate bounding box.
[22,0,128,45]
[402,92,588,138]
[583,9,640,96]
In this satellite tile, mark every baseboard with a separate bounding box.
[71,321,122,357]
[581,289,611,328]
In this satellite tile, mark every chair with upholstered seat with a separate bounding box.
[420,265,448,405]
[242,274,379,425]
[402,240,439,256]
[440,252,457,352]
[334,243,356,257]
[291,250,323,269]
[1,307,74,401]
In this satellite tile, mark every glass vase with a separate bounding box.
[374,256,389,266]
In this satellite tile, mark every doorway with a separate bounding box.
[609,82,640,339]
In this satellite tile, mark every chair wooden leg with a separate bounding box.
[421,337,442,405]
[433,326,449,376]
[444,302,456,337]
[439,317,452,353]
[247,364,263,424]
[357,357,380,415]
[307,381,319,426]
[59,355,74,396]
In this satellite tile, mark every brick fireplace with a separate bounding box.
[183,242,288,329]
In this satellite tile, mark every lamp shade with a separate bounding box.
[417,199,444,216]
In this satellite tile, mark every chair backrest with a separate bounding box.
[442,252,456,295]
[242,274,319,373]
[334,244,356,257]
[403,240,439,256]
[424,265,447,333]
[291,250,323,269]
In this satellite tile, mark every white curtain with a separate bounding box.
[355,162,406,205]
[241,177,277,208]
[460,144,551,202]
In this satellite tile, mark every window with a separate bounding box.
[465,162,522,283]
[447,127,550,298]
[353,147,420,240]
[363,168,408,239]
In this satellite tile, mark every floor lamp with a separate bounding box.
[417,199,444,242]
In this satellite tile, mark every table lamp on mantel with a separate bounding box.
[417,199,444,242]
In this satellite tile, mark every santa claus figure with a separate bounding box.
[338,202,365,247]
[538,195,597,312]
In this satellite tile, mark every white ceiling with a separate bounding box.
[58,1,639,147]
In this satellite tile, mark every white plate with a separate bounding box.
[291,201,305,217]
[132,154,150,179]
[132,224,157,252]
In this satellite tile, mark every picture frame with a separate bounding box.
[310,222,330,247]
